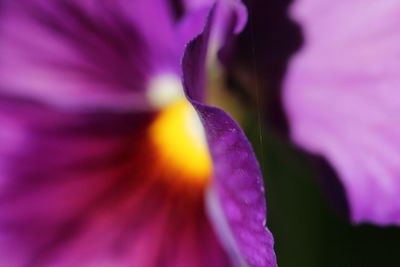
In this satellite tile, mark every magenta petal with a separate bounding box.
[177,6,213,50]
[0,98,232,266]
[284,0,400,224]
[0,0,263,266]
[0,0,204,111]
[198,105,277,267]
[0,1,236,266]
[183,5,277,267]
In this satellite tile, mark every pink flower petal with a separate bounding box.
[284,0,400,224]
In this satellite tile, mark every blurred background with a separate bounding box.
[245,119,400,267]
[225,0,400,266]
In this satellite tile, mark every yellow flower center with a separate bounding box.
[149,99,212,184]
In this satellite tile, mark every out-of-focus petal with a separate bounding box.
[177,6,212,48]
[0,0,208,111]
[181,0,247,63]
[183,4,277,267]
[182,0,247,35]
[0,97,231,266]
[284,0,400,224]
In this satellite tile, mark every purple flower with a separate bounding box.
[284,0,400,225]
[0,0,276,266]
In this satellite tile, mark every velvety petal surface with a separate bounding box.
[0,97,232,267]
[0,0,207,111]
[183,4,277,267]
[284,0,400,224]
[0,1,234,266]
